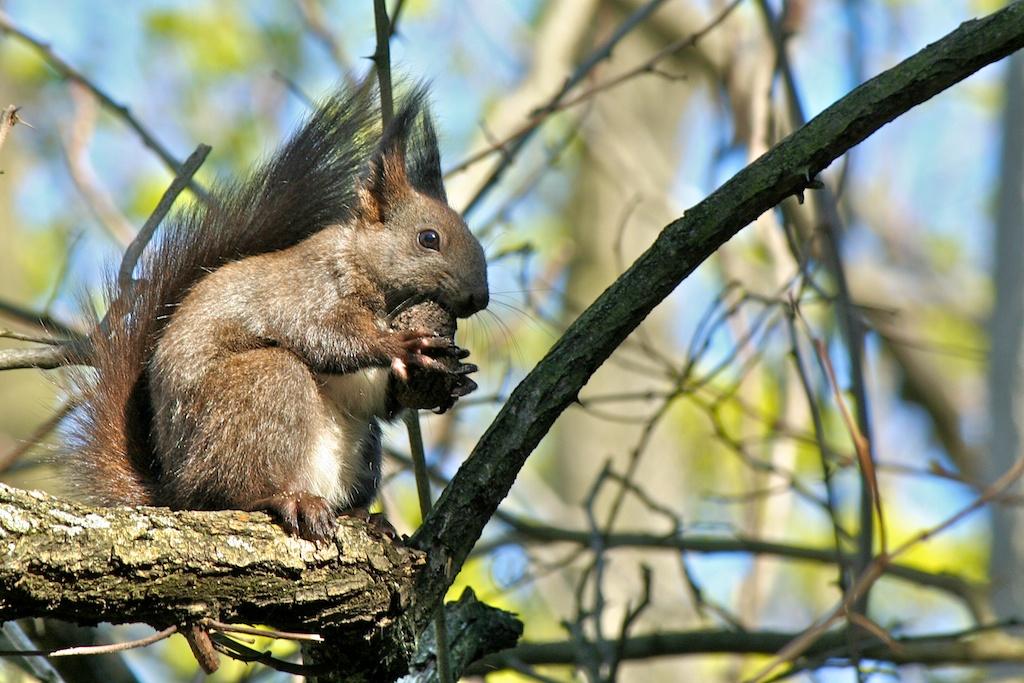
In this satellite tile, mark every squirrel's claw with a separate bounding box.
[453,363,478,375]
[451,376,478,398]
[395,328,453,352]
[252,492,336,543]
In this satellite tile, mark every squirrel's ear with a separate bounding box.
[357,87,445,223]
[357,133,411,224]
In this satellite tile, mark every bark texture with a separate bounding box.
[0,483,422,633]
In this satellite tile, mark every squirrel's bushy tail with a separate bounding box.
[66,82,424,505]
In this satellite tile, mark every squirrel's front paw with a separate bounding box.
[394,343,479,412]
[389,328,452,380]
[388,299,479,411]
[252,491,336,542]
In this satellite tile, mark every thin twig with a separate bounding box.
[405,411,433,519]
[0,345,73,371]
[747,452,1024,682]
[0,626,177,658]
[0,299,82,339]
[813,337,886,552]
[405,411,453,683]
[203,620,323,643]
[372,0,394,126]
[460,0,672,216]
[273,69,315,107]
[0,329,63,345]
[62,83,136,246]
[294,0,356,79]
[388,0,407,39]
[1,141,209,372]
[1,622,67,683]
[448,0,743,183]
[756,0,880,613]
[212,636,318,676]
[786,300,849,594]
[0,400,74,474]
[0,11,209,202]
[117,143,211,290]
[608,565,653,681]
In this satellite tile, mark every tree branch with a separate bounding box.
[117,143,211,290]
[0,484,518,680]
[410,1,1024,631]
[0,299,83,339]
[491,522,989,620]
[0,141,210,374]
[0,11,210,202]
[459,0,670,217]
[0,345,73,371]
[0,484,421,632]
[469,625,1024,674]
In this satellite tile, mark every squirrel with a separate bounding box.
[65,82,488,543]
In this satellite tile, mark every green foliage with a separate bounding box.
[0,40,49,86]
[144,7,258,77]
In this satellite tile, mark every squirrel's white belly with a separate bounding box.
[298,368,390,507]
[319,368,391,419]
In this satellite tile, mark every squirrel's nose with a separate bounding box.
[470,289,489,314]
[453,287,488,318]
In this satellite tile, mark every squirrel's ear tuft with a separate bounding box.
[357,91,422,223]
[406,111,447,203]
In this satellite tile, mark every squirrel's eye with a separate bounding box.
[418,229,441,251]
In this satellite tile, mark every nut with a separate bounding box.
[391,301,476,411]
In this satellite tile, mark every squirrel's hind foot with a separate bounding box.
[252,491,337,542]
